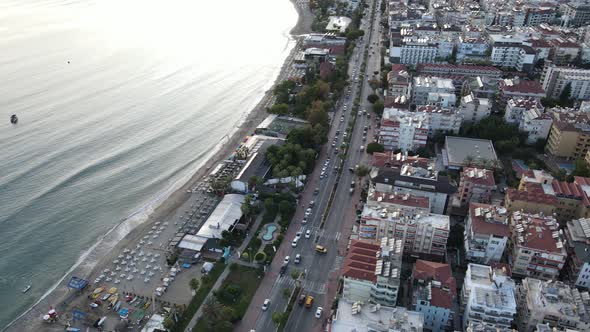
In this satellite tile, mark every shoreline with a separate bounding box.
[4,1,312,331]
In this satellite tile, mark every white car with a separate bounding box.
[315,307,323,318]
[295,231,302,240]
[305,229,311,239]
[302,217,308,224]
[292,238,299,247]
[294,254,301,264]
[262,299,270,311]
[284,256,290,265]
[305,208,312,217]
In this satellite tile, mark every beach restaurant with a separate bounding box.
[176,194,245,261]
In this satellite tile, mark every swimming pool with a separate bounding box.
[262,224,277,241]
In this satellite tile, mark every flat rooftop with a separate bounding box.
[332,300,424,332]
[444,136,498,167]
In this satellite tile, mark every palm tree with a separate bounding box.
[355,165,370,181]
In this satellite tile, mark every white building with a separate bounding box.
[464,203,510,264]
[359,204,449,259]
[520,108,553,144]
[490,34,536,72]
[511,212,568,280]
[426,92,456,108]
[332,300,424,332]
[412,76,455,106]
[504,98,544,124]
[416,106,463,136]
[517,278,590,332]
[390,37,437,66]
[541,63,590,100]
[460,93,491,122]
[461,264,517,332]
[325,16,352,33]
[379,108,429,152]
[342,238,403,307]
[457,37,489,61]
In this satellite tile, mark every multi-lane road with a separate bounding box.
[237,1,383,331]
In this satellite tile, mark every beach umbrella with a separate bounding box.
[120,274,125,278]
[140,270,146,275]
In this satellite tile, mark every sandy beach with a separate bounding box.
[3,1,312,331]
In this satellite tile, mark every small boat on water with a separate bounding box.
[22,285,31,293]
[10,114,18,125]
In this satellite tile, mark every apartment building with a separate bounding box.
[456,168,496,206]
[542,64,590,100]
[546,109,590,159]
[379,108,429,152]
[497,78,546,112]
[489,35,536,72]
[359,204,449,259]
[517,278,590,332]
[387,64,412,99]
[457,37,489,61]
[366,187,431,214]
[548,38,581,65]
[510,211,567,280]
[465,203,510,264]
[416,64,501,79]
[520,108,553,144]
[410,260,457,332]
[415,106,462,136]
[342,238,403,307]
[563,2,590,27]
[461,264,517,332]
[504,98,544,124]
[505,188,558,217]
[412,76,455,106]
[370,166,457,214]
[563,218,590,289]
[371,151,432,169]
[332,301,424,332]
[459,93,491,122]
[526,7,557,26]
[389,36,438,66]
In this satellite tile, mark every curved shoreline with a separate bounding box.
[3,1,311,331]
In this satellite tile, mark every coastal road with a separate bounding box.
[236,1,384,331]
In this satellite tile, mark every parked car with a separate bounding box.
[315,307,324,318]
[305,229,311,239]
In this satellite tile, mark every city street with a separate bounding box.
[236,1,384,331]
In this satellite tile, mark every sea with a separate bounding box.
[0,0,298,328]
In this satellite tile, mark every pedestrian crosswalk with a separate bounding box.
[276,276,327,294]
[298,226,342,242]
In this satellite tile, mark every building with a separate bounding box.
[457,168,497,206]
[546,109,590,159]
[498,78,546,112]
[325,16,352,33]
[520,108,553,144]
[367,187,431,214]
[387,64,412,99]
[410,260,457,332]
[416,64,501,79]
[526,7,557,26]
[371,151,432,169]
[389,36,438,66]
[379,108,429,152]
[416,106,463,136]
[359,204,449,259]
[230,137,282,193]
[504,98,544,124]
[331,300,424,332]
[464,203,510,264]
[489,34,536,72]
[563,2,590,27]
[443,136,498,170]
[342,238,403,307]
[461,264,517,332]
[412,76,455,106]
[563,218,590,289]
[457,37,490,61]
[459,93,491,123]
[370,166,457,214]
[505,188,558,217]
[517,278,590,332]
[302,33,347,55]
[510,211,567,280]
[426,92,456,108]
[548,38,581,65]
[542,64,590,100]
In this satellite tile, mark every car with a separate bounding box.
[295,231,302,239]
[320,171,326,178]
[315,245,328,253]
[302,216,308,224]
[284,256,290,265]
[294,254,301,264]
[331,142,336,147]
[262,299,270,311]
[315,307,324,318]
[280,264,287,275]
[360,145,364,151]
[292,238,299,247]
[305,208,312,216]
[322,166,327,172]
[314,188,319,195]
[334,149,339,155]
[340,117,344,122]
[298,294,307,305]
[305,229,311,238]
[309,200,315,207]
[305,295,314,308]
[89,302,99,308]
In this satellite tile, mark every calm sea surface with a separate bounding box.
[0,0,297,327]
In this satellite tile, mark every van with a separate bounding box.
[305,295,314,308]
[315,245,328,253]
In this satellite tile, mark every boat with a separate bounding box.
[107,287,117,294]
[113,300,121,312]
[22,285,31,293]
[10,114,18,125]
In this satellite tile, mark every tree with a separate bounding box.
[291,270,300,280]
[355,165,370,180]
[367,94,379,104]
[366,142,385,154]
[282,287,292,300]
[305,100,329,127]
[163,317,175,330]
[373,100,384,115]
[189,278,200,291]
[272,312,288,327]
[269,103,289,115]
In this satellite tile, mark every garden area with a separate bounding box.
[192,264,264,332]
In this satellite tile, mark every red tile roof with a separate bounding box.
[500,80,545,95]
[342,240,380,283]
[370,190,430,209]
[506,188,558,205]
[412,260,457,297]
[461,167,496,187]
[372,151,431,168]
[514,215,564,254]
[430,287,453,309]
[469,203,511,237]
